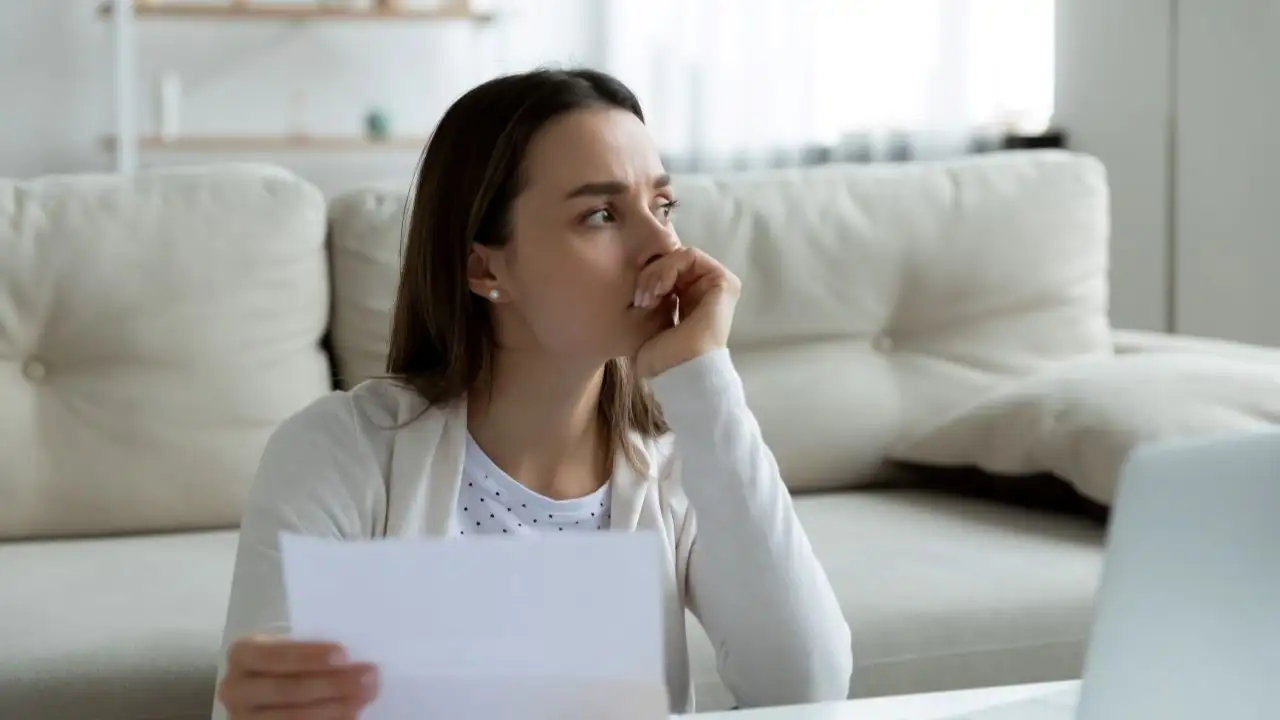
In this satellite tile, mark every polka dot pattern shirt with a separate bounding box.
[455,434,612,537]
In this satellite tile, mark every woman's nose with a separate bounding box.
[637,218,681,267]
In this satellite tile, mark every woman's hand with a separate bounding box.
[217,635,378,719]
[633,247,742,379]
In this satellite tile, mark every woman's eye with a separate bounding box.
[583,208,615,227]
[657,199,680,221]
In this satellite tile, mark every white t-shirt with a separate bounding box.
[455,434,612,536]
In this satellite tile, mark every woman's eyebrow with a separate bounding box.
[564,173,672,200]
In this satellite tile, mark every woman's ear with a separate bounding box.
[467,244,506,302]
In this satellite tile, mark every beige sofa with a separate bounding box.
[4,151,1278,719]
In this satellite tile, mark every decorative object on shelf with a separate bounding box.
[1000,129,1068,151]
[157,71,183,141]
[364,108,392,141]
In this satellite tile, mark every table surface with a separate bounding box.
[690,681,1081,720]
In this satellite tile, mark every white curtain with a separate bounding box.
[601,0,1056,170]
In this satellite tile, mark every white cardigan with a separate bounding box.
[213,349,852,716]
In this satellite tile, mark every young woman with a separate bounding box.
[213,68,851,719]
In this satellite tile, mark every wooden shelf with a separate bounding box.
[103,134,429,151]
[97,1,494,22]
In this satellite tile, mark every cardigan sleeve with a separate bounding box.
[211,391,382,720]
[648,349,854,708]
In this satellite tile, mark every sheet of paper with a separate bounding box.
[280,531,670,720]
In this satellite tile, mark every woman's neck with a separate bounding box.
[466,348,610,500]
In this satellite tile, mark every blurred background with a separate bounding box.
[1,1,1275,343]
[2,1,1055,184]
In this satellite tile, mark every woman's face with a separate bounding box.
[470,107,681,364]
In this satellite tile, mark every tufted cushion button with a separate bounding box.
[872,333,895,353]
[22,358,48,383]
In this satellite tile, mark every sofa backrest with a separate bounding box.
[327,150,1113,492]
[0,164,333,539]
[0,152,1112,539]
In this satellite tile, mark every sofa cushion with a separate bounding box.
[328,151,1112,492]
[896,351,1280,505]
[686,490,1104,711]
[0,530,239,720]
[0,165,333,539]
[327,188,406,389]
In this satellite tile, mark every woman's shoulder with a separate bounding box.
[273,378,430,435]
[250,379,448,510]
[345,377,435,428]
[261,379,444,470]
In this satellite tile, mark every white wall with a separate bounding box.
[1174,1,1280,346]
[1055,0,1174,333]
[0,0,600,195]
[1056,0,1280,346]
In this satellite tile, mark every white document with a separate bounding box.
[280,531,670,720]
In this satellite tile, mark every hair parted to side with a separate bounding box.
[385,68,668,471]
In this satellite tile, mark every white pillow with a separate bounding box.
[895,352,1280,504]
[0,164,331,539]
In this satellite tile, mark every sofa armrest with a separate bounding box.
[1112,329,1280,365]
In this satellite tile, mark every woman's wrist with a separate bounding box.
[636,341,723,379]
[646,347,741,410]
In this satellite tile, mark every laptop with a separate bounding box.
[960,428,1280,720]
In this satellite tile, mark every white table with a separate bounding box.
[692,681,1081,719]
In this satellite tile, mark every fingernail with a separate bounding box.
[633,290,643,307]
[363,667,380,693]
[329,648,349,664]
[642,291,653,307]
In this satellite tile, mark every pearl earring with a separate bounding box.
[488,289,500,300]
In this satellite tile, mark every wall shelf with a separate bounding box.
[97,1,494,23]
[102,134,430,151]
[99,0,492,172]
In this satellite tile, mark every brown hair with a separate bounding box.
[386,68,668,471]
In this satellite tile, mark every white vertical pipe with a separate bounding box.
[113,0,139,174]
[1165,0,1180,333]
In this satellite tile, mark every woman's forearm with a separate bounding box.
[648,349,853,708]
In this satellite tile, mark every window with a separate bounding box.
[603,0,1056,167]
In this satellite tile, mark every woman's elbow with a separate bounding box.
[793,621,854,703]
[733,622,853,707]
